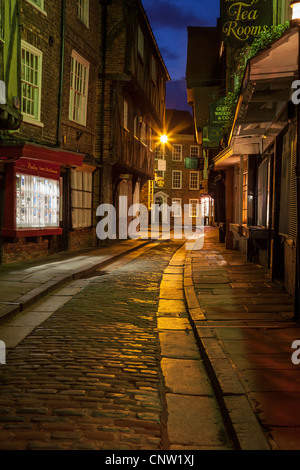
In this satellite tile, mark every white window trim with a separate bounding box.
[138,26,144,61]
[189,171,200,190]
[172,198,182,218]
[172,170,182,190]
[172,144,182,162]
[24,0,47,16]
[21,40,43,125]
[189,199,200,218]
[69,50,90,127]
[77,0,89,28]
[190,145,200,158]
[149,127,153,151]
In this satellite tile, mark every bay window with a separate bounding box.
[16,173,60,229]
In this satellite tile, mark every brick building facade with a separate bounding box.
[0,0,168,263]
[97,0,169,240]
[152,109,211,227]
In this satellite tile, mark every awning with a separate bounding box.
[214,26,298,167]
[0,142,85,167]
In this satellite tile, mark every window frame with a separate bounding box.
[25,0,47,16]
[69,50,90,127]
[140,120,147,146]
[189,170,200,190]
[172,144,182,162]
[123,99,129,131]
[151,55,157,84]
[16,173,60,229]
[21,40,43,126]
[172,170,182,190]
[172,198,182,218]
[190,145,200,158]
[138,25,144,61]
[189,199,200,218]
[70,169,93,229]
[77,0,89,27]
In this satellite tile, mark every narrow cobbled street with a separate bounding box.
[0,239,232,451]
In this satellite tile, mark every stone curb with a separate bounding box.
[0,239,151,325]
[183,252,271,451]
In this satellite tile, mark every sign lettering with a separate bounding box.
[221,0,272,46]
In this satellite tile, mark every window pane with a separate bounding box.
[21,44,41,120]
[16,174,60,228]
[69,52,89,126]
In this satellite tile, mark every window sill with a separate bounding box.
[2,227,62,238]
[22,115,44,128]
[24,0,47,16]
[69,118,87,129]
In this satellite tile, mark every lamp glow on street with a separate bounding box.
[291,0,300,20]
[160,134,168,144]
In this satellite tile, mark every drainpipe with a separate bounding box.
[295,26,300,321]
[100,0,109,207]
[57,0,66,147]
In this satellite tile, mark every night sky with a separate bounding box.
[142,0,220,111]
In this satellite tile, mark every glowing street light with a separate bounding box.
[160,134,168,144]
[291,0,300,23]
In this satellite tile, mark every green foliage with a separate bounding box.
[221,21,290,134]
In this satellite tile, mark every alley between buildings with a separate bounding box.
[0,228,299,451]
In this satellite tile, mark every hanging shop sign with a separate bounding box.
[209,98,231,127]
[203,127,223,149]
[155,178,165,188]
[221,0,273,46]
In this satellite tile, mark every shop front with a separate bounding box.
[0,143,84,263]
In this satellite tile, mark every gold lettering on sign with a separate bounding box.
[223,0,269,42]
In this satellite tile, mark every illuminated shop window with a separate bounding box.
[16,174,60,229]
[123,99,129,130]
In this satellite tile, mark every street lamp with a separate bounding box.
[291,0,300,23]
[160,134,168,144]
[291,0,300,319]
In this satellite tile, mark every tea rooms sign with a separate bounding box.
[221,0,273,46]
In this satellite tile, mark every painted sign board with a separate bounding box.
[221,0,273,46]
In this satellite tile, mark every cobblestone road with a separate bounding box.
[0,240,185,450]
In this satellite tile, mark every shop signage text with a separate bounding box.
[221,0,273,46]
[15,158,60,179]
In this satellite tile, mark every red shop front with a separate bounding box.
[1,143,84,239]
